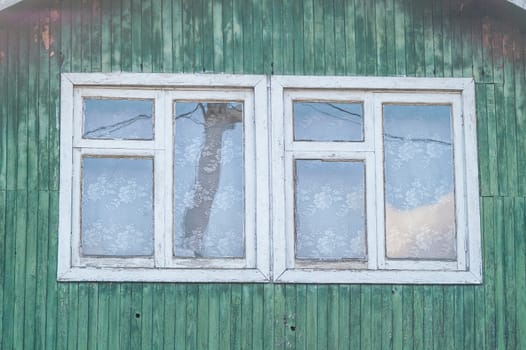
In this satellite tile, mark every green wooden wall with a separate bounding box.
[0,0,525,348]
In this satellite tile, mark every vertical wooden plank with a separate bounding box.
[284,285,297,349]
[218,285,231,350]
[432,0,444,77]
[422,286,433,350]
[303,0,314,75]
[161,0,172,72]
[222,0,233,73]
[0,31,7,190]
[110,0,121,71]
[261,0,272,75]
[77,284,90,350]
[193,0,204,72]
[337,286,350,350]
[252,284,264,350]
[443,287,455,350]
[119,284,132,350]
[151,0,163,72]
[207,285,220,350]
[56,283,69,350]
[230,284,242,350]
[80,0,92,72]
[131,0,142,72]
[441,0,453,77]
[121,0,132,71]
[516,37,526,195]
[370,286,383,350]
[401,287,414,350]
[463,286,475,350]
[271,0,283,74]
[240,285,253,349]
[471,17,484,82]
[504,34,518,196]
[294,285,306,350]
[391,286,403,350]
[481,18,494,83]
[13,191,28,349]
[45,192,59,349]
[6,29,18,191]
[327,285,339,350]
[35,191,49,350]
[64,283,79,349]
[503,197,517,349]
[460,13,473,78]
[305,286,317,349]
[0,191,4,344]
[186,285,198,350]
[354,0,366,75]
[16,24,28,192]
[384,0,396,76]
[241,0,253,74]
[141,0,153,72]
[48,3,61,191]
[23,191,39,349]
[432,288,444,350]
[27,15,38,192]
[380,287,393,350]
[412,0,425,76]
[1,191,15,350]
[273,284,286,349]
[174,285,187,349]
[130,284,143,350]
[197,285,210,350]
[477,84,490,195]
[364,0,376,75]
[140,284,153,350]
[164,286,176,350]
[486,84,498,195]
[375,0,388,76]
[322,0,335,75]
[181,0,193,72]
[87,285,100,350]
[495,84,507,195]
[172,0,183,72]
[151,284,164,350]
[91,0,102,72]
[97,284,111,350]
[293,0,304,74]
[202,0,213,72]
[37,9,50,191]
[423,0,434,77]
[101,0,113,72]
[494,198,505,349]
[360,286,372,350]
[515,198,526,350]
[107,284,120,350]
[482,197,496,350]
[212,0,223,72]
[317,286,330,350]
[393,0,406,75]
[413,287,424,350]
[349,285,361,349]
[282,0,293,75]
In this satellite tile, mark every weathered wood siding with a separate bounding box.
[0,0,525,348]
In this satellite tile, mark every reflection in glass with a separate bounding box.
[81,157,154,256]
[83,98,153,140]
[295,160,366,260]
[174,102,244,258]
[384,105,456,260]
[293,102,363,141]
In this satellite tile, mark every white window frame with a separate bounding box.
[58,73,481,284]
[58,73,270,282]
[271,75,481,284]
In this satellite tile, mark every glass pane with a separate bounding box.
[174,102,244,258]
[81,157,154,256]
[384,105,456,260]
[295,160,366,260]
[83,98,153,140]
[293,102,363,141]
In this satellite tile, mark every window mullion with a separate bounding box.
[373,93,386,270]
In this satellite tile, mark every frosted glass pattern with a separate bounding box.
[293,102,363,141]
[83,98,153,139]
[384,105,456,260]
[174,102,244,258]
[295,160,366,260]
[81,157,154,256]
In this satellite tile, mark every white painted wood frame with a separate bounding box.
[271,75,481,284]
[58,73,270,282]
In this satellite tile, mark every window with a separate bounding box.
[58,74,270,282]
[58,74,481,284]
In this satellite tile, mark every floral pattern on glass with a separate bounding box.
[83,98,153,140]
[383,104,456,260]
[293,102,363,141]
[81,157,154,256]
[174,102,244,258]
[295,160,366,260]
